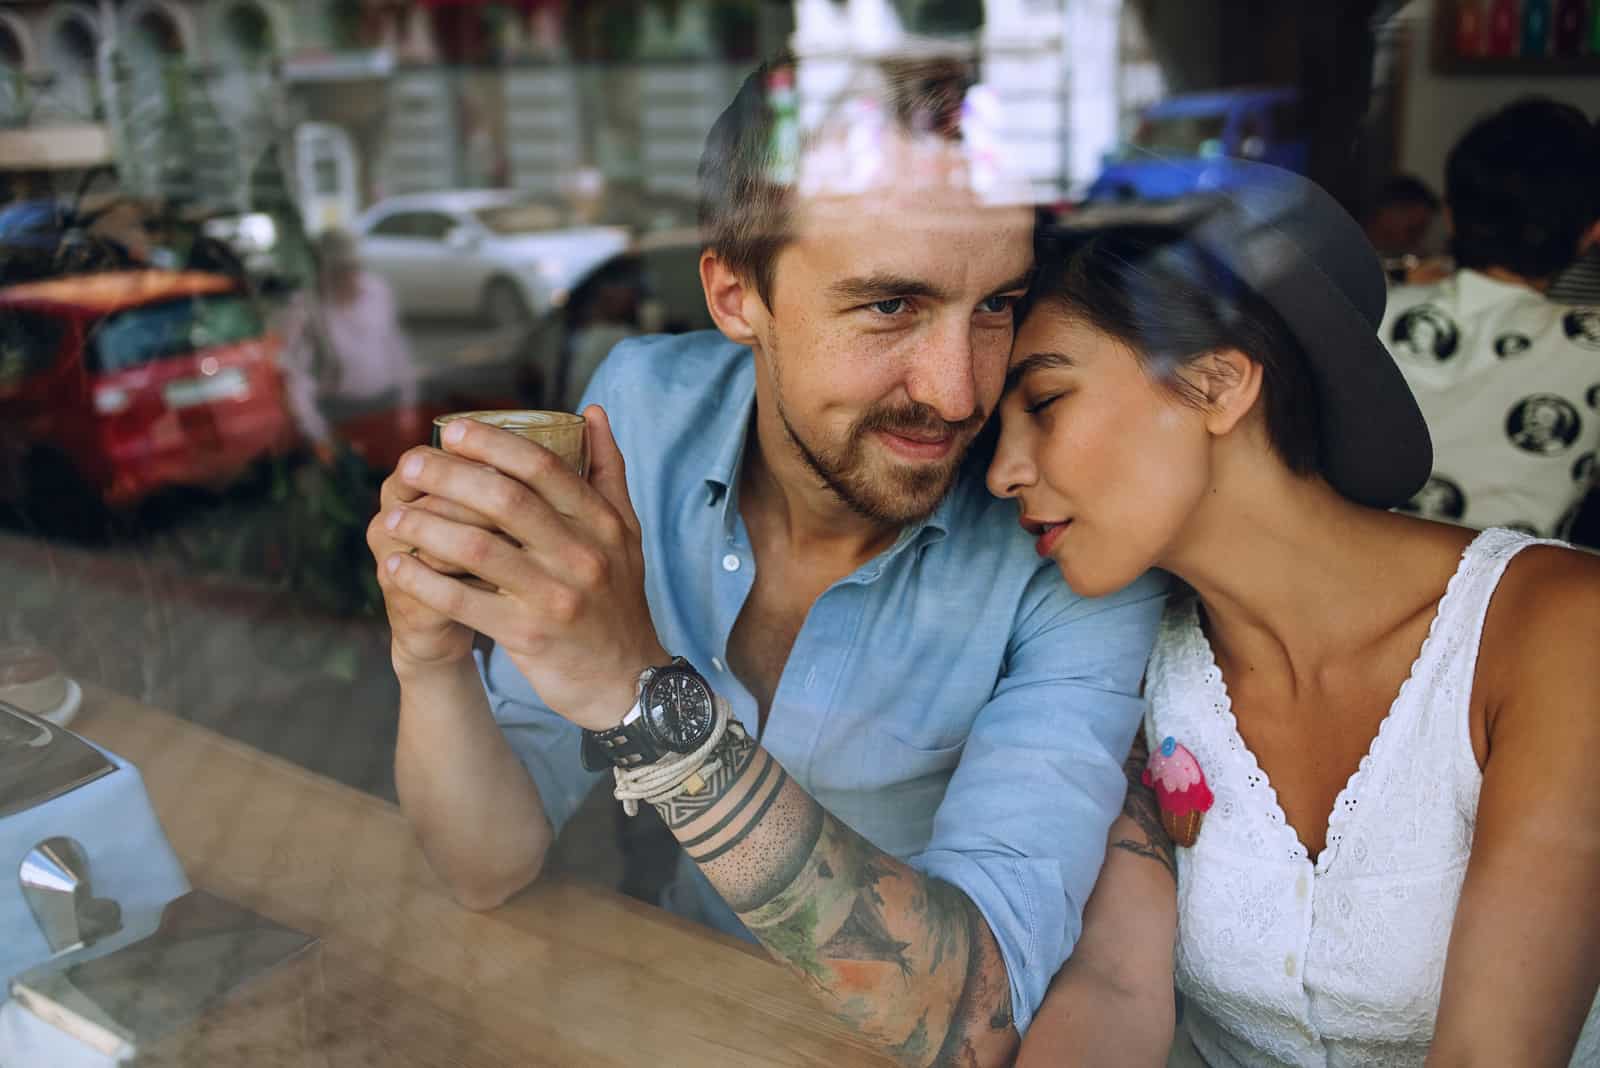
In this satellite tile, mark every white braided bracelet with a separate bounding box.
[610,694,737,817]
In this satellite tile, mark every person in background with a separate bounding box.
[1382,97,1600,539]
[1362,173,1441,267]
[1547,117,1600,306]
[277,228,420,465]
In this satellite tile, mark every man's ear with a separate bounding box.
[1187,348,1263,438]
[701,249,764,347]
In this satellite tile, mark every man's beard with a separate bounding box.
[772,376,985,526]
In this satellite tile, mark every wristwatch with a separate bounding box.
[581,657,718,771]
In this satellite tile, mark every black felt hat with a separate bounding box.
[1052,161,1433,509]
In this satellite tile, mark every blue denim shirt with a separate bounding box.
[478,331,1165,1033]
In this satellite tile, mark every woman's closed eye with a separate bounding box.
[1025,392,1065,415]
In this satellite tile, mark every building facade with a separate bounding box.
[0,1,1155,228]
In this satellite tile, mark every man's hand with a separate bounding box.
[378,406,667,728]
[368,460,480,673]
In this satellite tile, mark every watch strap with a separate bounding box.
[581,707,670,771]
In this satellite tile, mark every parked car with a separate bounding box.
[0,197,275,292]
[0,199,140,288]
[0,199,72,253]
[0,270,297,531]
[353,190,630,326]
[1087,88,1308,202]
[511,228,713,411]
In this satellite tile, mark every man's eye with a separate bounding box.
[870,298,908,316]
[978,295,1017,314]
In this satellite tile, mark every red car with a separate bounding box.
[0,270,296,520]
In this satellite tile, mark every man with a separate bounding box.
[367,57,1164,1066]
[1383,97,1600,539]
[1547,116,1600,306]
[278,228,419,465]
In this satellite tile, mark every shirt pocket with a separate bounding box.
[814,715,966,794]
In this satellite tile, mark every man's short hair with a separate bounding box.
[698,52,975,305]
[1445,97,1600,280]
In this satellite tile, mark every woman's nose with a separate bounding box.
[986,419,1037,500]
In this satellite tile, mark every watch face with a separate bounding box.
[643,668,715,752]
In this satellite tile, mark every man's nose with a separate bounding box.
[905,319,979,425]
[986,417,1036,500]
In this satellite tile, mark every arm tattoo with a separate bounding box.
[656,739,1018,1067]
[655,722,760,829]
[1111,729,1177,883]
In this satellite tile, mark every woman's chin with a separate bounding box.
[1052,543,1146,599]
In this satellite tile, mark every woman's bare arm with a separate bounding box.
[1018,733,1178,1067]
[1429,546,1600,1066]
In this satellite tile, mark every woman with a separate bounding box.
[987,163,1600,1066]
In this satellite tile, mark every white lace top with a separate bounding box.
[1146,528,1600,1067]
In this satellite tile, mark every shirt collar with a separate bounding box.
[699,359,956,568]
[703,356,757,508]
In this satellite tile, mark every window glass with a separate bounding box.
[0,309,64,385]
[89,295,264,373]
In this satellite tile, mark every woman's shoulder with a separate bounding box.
[1478,538,1600,717]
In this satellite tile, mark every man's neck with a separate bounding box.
[739,404,903,570]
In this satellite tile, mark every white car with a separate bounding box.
[352,191,630,325]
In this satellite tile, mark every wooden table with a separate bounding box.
[73,688,892,1067]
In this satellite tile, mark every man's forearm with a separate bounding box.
[394,655,554,909]
[655,727,1018,1067]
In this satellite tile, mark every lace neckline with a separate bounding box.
[1182,531,1485,873]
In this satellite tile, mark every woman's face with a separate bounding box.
[986,308,1215,597]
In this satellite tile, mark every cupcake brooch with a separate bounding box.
[1142,736,1214,847]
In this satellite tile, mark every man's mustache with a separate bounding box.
[856,403,986,441]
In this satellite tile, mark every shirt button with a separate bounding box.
[1284,953,1297,978]
[721,553,741,572]
[804,667,817,689]
[1296,874,1309,901]
[711,657,724,673]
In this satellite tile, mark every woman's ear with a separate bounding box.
[700,249,764,347]
[1189,348,1263,438]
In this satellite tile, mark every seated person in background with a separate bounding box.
[1549,117,1600,306]
[1383,97,1600,539]
[277,228,420,465]
[1361,173,1441,273]
[366,56,1164,1066]
[556,256,643,412]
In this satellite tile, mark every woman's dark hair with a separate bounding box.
[1020,223,1322,476]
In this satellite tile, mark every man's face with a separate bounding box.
[748,148,1034,524]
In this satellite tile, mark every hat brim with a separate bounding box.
[1255,262,1433,508]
